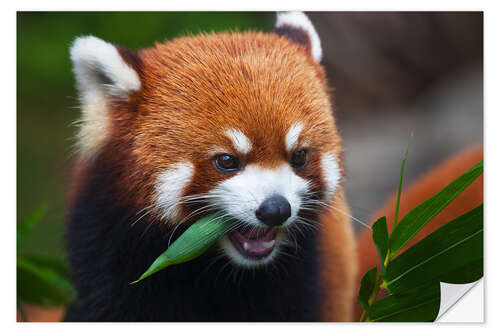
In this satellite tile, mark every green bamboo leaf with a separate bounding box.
[439,259,483,284]
[372,217,389,275]
[357,267,378,313]
[17,204,48,245]
[21,254,72,280]
[370,282,440,322]
[393,133,412,231]
[389,160,483,256]
[132,214,233,284]
[385,205,483,294]
[17,255,75,306]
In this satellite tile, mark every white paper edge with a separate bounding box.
[436,278,484,322]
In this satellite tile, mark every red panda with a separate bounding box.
[61,12,483,322]
[65,11,349,321]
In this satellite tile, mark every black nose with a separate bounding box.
[255,195,292,226]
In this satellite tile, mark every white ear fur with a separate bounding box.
[70,36,141,159]
[70,35,141,100]
[275,11,322,62]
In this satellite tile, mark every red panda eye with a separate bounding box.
[215,154,240,172]
[291,149,308,169]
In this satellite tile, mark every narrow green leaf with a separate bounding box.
[17,204,48,245]
[389,160,483,256]
[132,214,233,283]
[370,282,440,322]
[357,267,378,313]
[440,259,483,284]
[385,205,483,294]
[372,217,389,275]
[393,133,413,231]
[17,255,75,306]
[21,254,72,280]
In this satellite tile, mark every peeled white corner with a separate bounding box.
[436,279,483,322]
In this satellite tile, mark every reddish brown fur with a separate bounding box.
[319,188,357,321]
[74,31,344,224]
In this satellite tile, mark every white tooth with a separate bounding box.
[262,240,275,249]
[243,242,250,251]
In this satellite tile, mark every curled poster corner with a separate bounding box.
[436,278,483,322]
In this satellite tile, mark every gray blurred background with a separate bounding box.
[17,12,483,260]
[307,12,483,229]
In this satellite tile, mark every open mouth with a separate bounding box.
[227,226,278,259]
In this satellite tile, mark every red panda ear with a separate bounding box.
[70,36,142,159]
[70,36,141,102]
[274,12,322,62]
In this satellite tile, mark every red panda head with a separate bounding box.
[70,12,343,267]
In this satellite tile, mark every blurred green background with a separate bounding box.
[17,12,273,262]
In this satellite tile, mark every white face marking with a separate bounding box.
[209,164,310,228]
[70,36,141,159]
[224,129,252,155]
[155,162,194,221]
[285,122,303,152]
[320,153,341,202]
[75,94,110,160]
[211,163,310,267]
